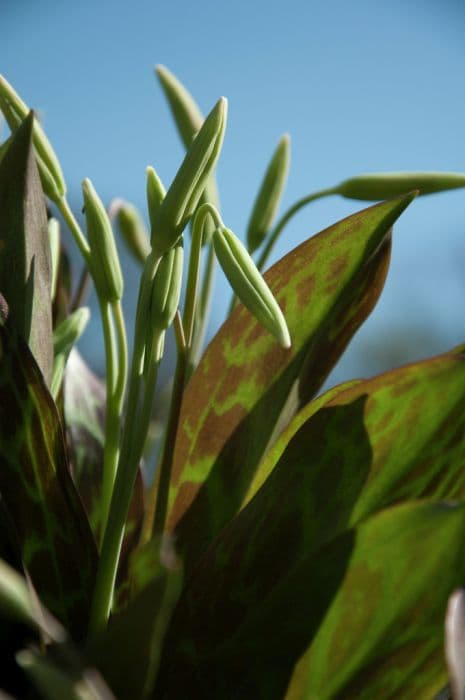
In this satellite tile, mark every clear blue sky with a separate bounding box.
[2,0,465,383]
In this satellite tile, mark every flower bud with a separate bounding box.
[146,166,166,239]
[155,65,221,246]
[151,97,227,254]
[0,76,66,201]
[53,307,90,357]
[150,242,184,333]
[82,179,123,303]
[336,171,465,201]
[110,198,150,265]
[155,64,204,149]
[213,226,291,348]
[246,134,290,253]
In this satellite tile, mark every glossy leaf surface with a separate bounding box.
[158,502,465,699]
[0,324,97,639]
[167,193,415,570]
[0,113,53,385]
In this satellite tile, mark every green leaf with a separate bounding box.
[166,193,416,571]
[64,350,145,578]
[0,324,97,639]
[88,538,182,700]
[246,350,465,510]
[17,649,115,700]
[157,502,465,699]
[0,112,53,386]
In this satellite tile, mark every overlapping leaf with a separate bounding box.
[0,113,53,386]
[156,350,465,696]
[167,193,416,571]
[0,322,97,639]
[157,502,465,699]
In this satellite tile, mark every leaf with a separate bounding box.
[246,349,465,510]
[88,538,182,700]
[0,322,97,639]
[0,113,53,386]
[17,648,116,700]
[167,193,416,571]
[157,502,465,699]
[64,350,144,581]
[162,352,465,665]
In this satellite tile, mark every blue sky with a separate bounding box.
[2,0,465,382]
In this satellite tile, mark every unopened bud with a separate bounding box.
[82,179,123,302]
[213,226,291,348]
[336,171,465,201]
[150,242,184,333]
[0,76,66,201]
[52,307,90,398]
[146,166,166,238]
[110,198,150,265]
[151,97,227,254]
[246,134,290,253]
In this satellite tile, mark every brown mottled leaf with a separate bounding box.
[0,113,53,386]
[0,322,97,639]
[157,502,465,699]
[167,193,416,571]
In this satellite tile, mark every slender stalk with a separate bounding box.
[89,252,161,636]
[99,300,128,543]
[56,196,91,262]
[188,243,216,374]
[256,187,337,271]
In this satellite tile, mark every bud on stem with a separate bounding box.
[336,171,465,200]
[151,97,227,254]
[213,226,291,348]
[110,198,150,265]
[0,76,66,201]
[82,179,123,303]
[247,134,290,253]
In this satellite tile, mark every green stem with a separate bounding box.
[89,252,161,636]
[256,187,336,272]
[56,196,91,262]
[99,301,128,543]
[151,348,187,538]
[188,243,216,374]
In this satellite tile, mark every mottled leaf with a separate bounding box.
[157,502,465,699]
[0,322,97,639]
[167,193,415,570]
[0,113,53,385]
[88,538,182,700]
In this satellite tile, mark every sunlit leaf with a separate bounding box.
[167,193,415,571]
[157,502,465,699]
[0,323,97,639]
[0,113,53,386]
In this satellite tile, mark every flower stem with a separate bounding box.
[56,196,91,262]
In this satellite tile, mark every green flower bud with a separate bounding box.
[146,166,167,238]
[246,134,290,254]
[155,65,221,246]
[151,97,227,254]
[109,198,150,265]
[213,226,291,348]
[0,76,66,201]
[53,307,90,357]
[82,178,123,303]
[336,171,465,201]
[155,64,204,149]
[150,242,184,332]
[48,218,60,301]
